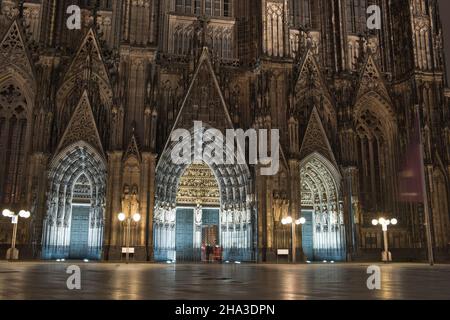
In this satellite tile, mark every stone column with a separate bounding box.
[289,158,303,261]
[255,169,266,262]
[104,151,123,260]
[143,152,157,260]
[342,166,359,260]
[26,152,49,258]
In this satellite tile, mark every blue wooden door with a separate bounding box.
[176,208,194,261]
[301,211,314,261]
[69,206,90,259]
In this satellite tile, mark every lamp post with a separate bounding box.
[118,212,141,264]
[2,208,31,260]
[281,216,306,263]
[372,217,398,262]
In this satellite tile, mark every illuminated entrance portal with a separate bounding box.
[42,143,106,260]
[175,163,221,261]
[154,157,254,262]
[300,153,346,261]
[157,163,222,262]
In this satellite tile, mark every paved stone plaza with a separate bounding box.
[0,262,449,300]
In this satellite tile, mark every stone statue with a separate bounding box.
[130,185,140,216]
[121,184,131,215]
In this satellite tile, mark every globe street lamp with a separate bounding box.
[372,217,398,262]
[281,216,306,263]
[2,208,31,260]
[118,212,141,264]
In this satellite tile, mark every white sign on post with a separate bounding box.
[122,248,135,254]
[277,249,289,256]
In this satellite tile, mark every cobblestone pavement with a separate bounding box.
[0,262,449,300]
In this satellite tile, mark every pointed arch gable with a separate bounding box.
[354,55,392,107]
[159,47,236,162]
[54,91,105,158]
[295,49,334,105]
[0,20,35,90]
[300,107,338,169]
[123,134,141,163]
[62,29,111,85]
[293,49,336,135]
[56,29,113,114]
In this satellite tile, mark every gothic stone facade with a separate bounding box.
[0,0,449,262]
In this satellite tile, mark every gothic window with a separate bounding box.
[266,2,284,57]
[345,0,368,34]
[176,0,184,13]
[355,99,396,214]
[205,0,212,15]
[80,0,112,10]
[413,0,430,15]
[214,0,221,16]
[223,0,230,17]
[195,0,201,14]
[289,0,311,27]
[0,83,29,205]
[184,0,191,13]
[174,0,232,18]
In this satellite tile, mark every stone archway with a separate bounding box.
[300,152,346,261]
[42,142,106,260]
[354,93,397,213]
[0,79,33,205]
[153,124,254,262]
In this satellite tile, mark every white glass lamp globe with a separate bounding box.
[2,209,12,217]
[391,218,398,225]
[372,219,379,226]
[19,210,30,218]
[118,213,126,221]
[133,213,141,222]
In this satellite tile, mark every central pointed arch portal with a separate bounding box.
[300,153,346,261]
[154,125,255,262]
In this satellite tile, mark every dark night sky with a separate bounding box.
[439,0,450,83]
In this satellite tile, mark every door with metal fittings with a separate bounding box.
[301,211,314,261]
[176,208,195,261]
[69,206,90,259]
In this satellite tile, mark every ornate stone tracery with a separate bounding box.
[300,153,345,260]
[176,162,220,206]
[42,142,107,259]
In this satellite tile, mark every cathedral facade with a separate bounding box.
[0,0,449,262]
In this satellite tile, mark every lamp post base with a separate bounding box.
[381,251,392,262]
[6,248,19,260]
